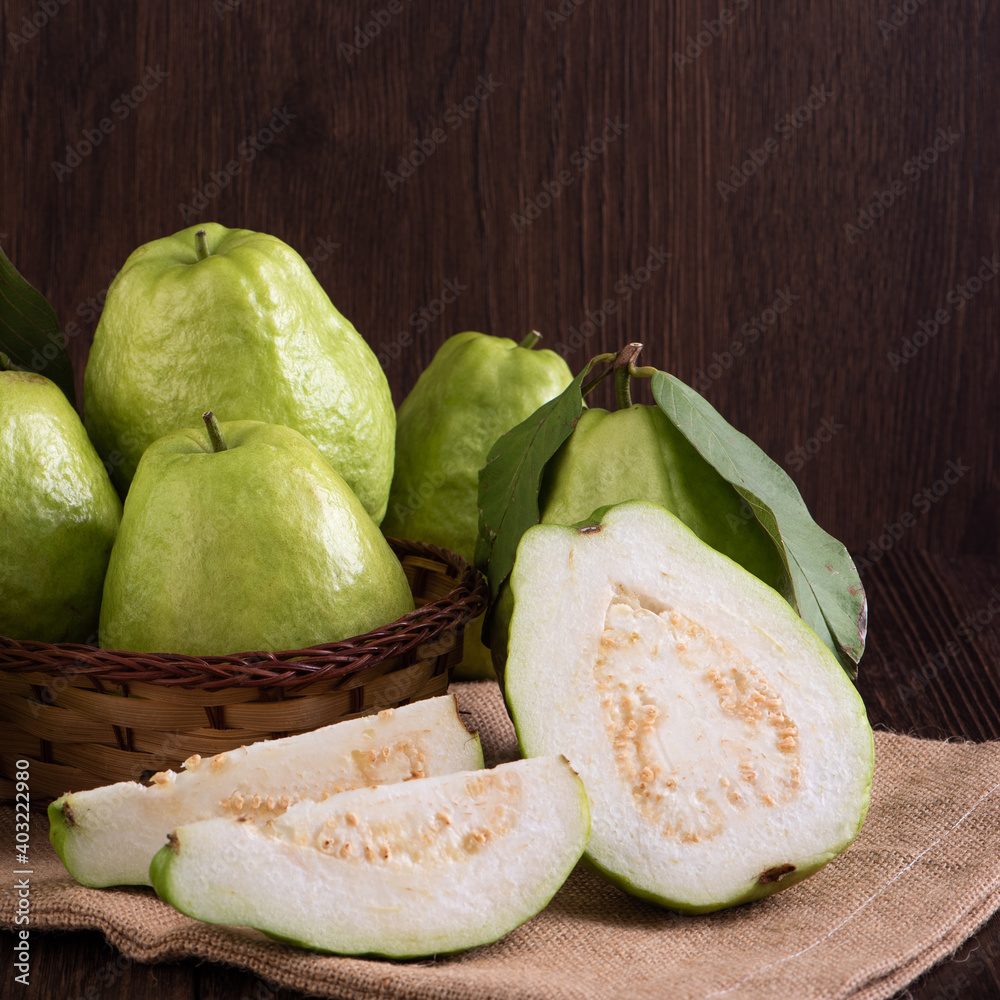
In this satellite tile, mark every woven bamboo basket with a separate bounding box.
[0,539,486,802]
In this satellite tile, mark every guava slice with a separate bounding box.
[503,501,874,913]
[150,755,589,957]
[49,694,483,888]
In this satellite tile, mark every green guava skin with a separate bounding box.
[99,419,413,656]
[579,841,833,913]
[150,842,551,959]
[47,800,77,880]
[539,405,791,598]
[489,584,515,683]
[148,843,173,898]
[0,371,122,642]
[488,406,793,676]
[381,331,572,679]
[83,223,394,522]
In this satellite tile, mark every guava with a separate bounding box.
[48,694,483,888]
[0,367,122,642]
[540,404,790,598]
[382,331,572,678]
[99,415,413,655]
[84,223,394,522]
[149,755,589,957]
[503,501,874,913]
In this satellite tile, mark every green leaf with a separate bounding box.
[475,366,589,640]
[0,244,75,405]
[650,371,866,677]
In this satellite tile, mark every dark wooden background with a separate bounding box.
[1,0,997,558]
[2,1,999,998]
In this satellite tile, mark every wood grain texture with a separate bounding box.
[1,0,996,555]
[1,3,998,996]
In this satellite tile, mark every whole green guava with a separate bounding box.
[381,331,572,678]
[84,223,394,522]
[0,368,122,642]
[99,416,414,656]
[539,404,790,597]
[488,399,793,679]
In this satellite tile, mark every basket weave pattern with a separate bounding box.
[0,539,486,800]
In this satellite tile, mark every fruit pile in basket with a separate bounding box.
[1,226,874,956]
[2,224,419,655]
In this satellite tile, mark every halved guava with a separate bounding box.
[150,755,589,957]
[49,694,483,888]
[503,501,874,913]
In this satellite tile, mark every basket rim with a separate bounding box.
[0,538,487,692]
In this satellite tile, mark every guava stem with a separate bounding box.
[195,229,210,261]
[580,352,619,397]
[519,331,542,349]
[612,343,644,410]
[0,353,10,371]
[202,411,228,452]
[615,367,633,408]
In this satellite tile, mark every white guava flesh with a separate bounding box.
[49,694,483,888]
[503,501,874,913]
[149,755,589,957]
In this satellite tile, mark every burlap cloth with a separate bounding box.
[2,680,999,1000]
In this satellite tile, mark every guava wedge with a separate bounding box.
[150,755,589,957]
[48,695,483,888]
[503,501,874,913]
